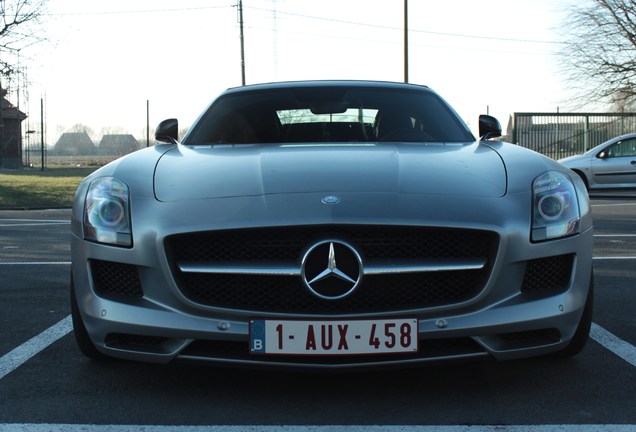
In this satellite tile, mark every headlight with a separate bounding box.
[83,177,132,247]
[532,171,580,242]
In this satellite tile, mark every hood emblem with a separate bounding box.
[321,195,341,205]
[301,240,363,300]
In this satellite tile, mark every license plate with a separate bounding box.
[249,318,418,355]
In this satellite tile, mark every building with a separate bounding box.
[0,97,27,169]
[98,134,140,156]
[54,132,96,156]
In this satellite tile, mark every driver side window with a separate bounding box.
[603,138,636,158]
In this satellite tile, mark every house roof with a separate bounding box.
[1,97,26,120]
[56,132,94,146]
[99,134,139,146]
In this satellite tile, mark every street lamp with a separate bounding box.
[24,129,35,167]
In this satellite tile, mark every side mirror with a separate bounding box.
[479,115,502,141]
[597,151,608,159]
[155,118,179,144]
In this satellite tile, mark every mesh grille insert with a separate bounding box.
[167,225,498,313]
[521,254,574,295]
[90,260,143,299]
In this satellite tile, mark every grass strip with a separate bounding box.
[0,167,97,209]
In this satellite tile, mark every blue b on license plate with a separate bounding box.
[249,318,418,355]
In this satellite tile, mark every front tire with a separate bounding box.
[574,170,590,191]
[70,275,107,360]
[553,273,594,358]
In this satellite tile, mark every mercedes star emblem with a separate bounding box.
[321,195,341,205]
[301,240,363,300]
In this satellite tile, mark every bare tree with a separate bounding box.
[0,0,48,77]
[561,0,636,110]
[69,123,96,139]
[99,126,127,137]
[0,0,46,167]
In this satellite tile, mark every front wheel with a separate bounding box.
[70,275,107,360]
[553,273,594,358]
[574,170,590,191]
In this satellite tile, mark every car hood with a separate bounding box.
[154,143,507,202]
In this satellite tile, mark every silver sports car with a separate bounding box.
[71,80,593,369]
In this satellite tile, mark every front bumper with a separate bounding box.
[72,192,593,369]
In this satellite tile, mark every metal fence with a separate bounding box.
[14,113,636,168]
[20,130,153,168]
[510,112,636,160]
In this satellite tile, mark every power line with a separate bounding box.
[42,5,233,17]
[245,23,552,56]
[42,2,563,46]
[246,5,564,45]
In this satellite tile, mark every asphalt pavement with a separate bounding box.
[0,203,634,431]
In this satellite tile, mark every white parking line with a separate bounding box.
[0,262,71,265]
[0,218,69,227]
[0,319,633,432]
[591,202,636,207]
[0,222,69,227]
[0,315,633,384]
[0,219,69,223]
[1,424,636,432]
[593,257,636,260]
[0,316,72,381]
[4,212,634,429]
[590,323,636,368]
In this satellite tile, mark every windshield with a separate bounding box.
[184,86,475,145]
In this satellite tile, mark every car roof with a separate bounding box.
[222,80,432,95]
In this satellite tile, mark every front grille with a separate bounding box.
[178,337,487,366]
[169,225,494,262]
[177,271,485,313]
[521,254,574,295]
[90,260,143,299]
[167,225,497,313]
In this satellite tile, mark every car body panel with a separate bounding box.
[154,142,507,202]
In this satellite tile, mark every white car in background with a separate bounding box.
[559,133,636,190]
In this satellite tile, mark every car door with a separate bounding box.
[591,137,636,187]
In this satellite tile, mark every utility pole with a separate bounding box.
[238,0,246,86]
[40,97,44,171]
[146,100,150,147]
[0,79,4,169]
[404,0,409,83]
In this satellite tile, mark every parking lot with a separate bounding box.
[0,199,635,431]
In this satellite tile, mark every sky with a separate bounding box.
[6,0,582,144]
